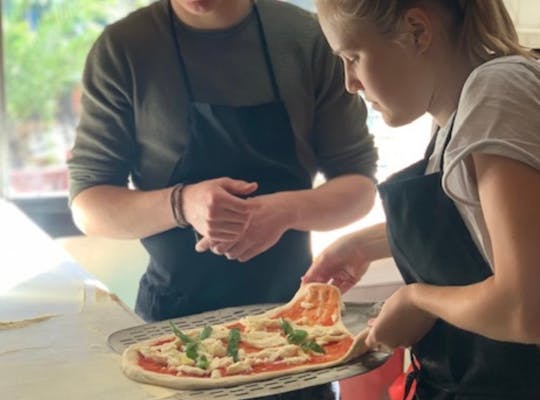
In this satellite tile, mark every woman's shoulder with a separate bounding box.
[443,56,540,208]
[462,55,540,101]
[449,54,540,160]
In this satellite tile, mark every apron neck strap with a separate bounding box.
[424,112,458,172]
[167,0,281,102]
[168,0,194,100]
[252,2,281,100]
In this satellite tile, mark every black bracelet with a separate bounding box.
[170,183,189,228]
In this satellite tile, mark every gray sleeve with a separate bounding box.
[311,34,377,181]
[67,27,136,203]
[443,58,540,205]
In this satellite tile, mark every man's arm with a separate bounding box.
[270,174,376,232]
[71,185,175,239]
[197,174,376,262]
[71,177,259,241]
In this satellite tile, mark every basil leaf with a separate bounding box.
[227,328,241,362]
[280,319,293,336]
[199,325,213,340]
[196,354,209,370]
[185,341,199,360]
[287,329,308,345]
[169,321,194,344]
[302,340,326,354]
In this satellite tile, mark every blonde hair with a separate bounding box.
[316,0,538,65]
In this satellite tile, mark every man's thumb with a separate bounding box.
[221,178,258,196]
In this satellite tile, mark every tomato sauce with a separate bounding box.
[248,336,353,374]
[226,322,246,332]
[238,342,263,354]
[273,285,341,326]
[137,353,177,376]
[151,337,176,346]
[311,336,352,363]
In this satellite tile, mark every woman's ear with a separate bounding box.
[402,8,432,54]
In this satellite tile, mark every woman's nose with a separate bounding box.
[344,67,364,94]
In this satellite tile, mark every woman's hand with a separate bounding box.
[366,284,437,349]
[302,232,371,293]
[302,223,390,293]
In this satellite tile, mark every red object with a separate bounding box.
[339,348,405,400]
[388,363,417,400]
[10,166,68,193]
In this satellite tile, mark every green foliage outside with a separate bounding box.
[6,0,100,123]
[3,0,150,170]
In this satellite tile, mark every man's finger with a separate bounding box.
[195,237,212,252]
[220,179,258,197]
[224,241,251,261]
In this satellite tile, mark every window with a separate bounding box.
[1,0,153,235]
[2,0,153,199]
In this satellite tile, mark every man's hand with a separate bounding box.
[195,192,292,262]
[182,178,257,242]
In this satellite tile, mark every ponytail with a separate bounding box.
[458,0,538,64]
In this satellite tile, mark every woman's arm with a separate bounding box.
[302,221,391,293]
[411,153,540,344]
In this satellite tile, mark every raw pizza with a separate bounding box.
[122,283,370,390]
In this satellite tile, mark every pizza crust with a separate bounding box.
[122,283,372,390]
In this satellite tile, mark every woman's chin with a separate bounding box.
[380,112,403,128]
[381,111,420,128]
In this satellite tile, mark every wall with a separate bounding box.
[504,0,540,48]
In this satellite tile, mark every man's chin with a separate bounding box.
[183,0,217,14]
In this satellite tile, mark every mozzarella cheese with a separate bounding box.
[138,318,349,378]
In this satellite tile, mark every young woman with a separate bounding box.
[303,0,540,398]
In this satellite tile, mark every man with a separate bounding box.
[69,0,376,324]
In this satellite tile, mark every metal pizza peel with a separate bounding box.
[108,302,391,400]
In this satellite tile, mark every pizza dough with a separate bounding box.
[122,283,370,390]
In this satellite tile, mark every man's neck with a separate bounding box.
[171,0,253,30]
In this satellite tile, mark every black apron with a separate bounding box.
[136,1,312,322]
[378,119,540,399]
